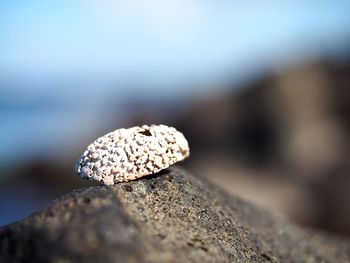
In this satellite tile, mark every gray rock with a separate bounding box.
[1,167,349,263]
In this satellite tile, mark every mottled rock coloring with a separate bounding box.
[75,124,190,185]
[1,167,349,263]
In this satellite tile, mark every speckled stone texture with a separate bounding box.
[75,125,190,185]
[1,167,349,263]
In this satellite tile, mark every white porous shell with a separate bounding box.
[75,124,190,185]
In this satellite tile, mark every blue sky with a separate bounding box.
[1,1,350,85]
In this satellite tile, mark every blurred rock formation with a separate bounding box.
[174,60,350,236]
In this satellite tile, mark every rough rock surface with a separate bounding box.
[1,167,349,263]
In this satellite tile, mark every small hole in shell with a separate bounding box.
[138,129,152,136]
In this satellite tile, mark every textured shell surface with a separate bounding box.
[75,124,190,185]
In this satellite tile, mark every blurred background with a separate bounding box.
[1,1,350,238]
